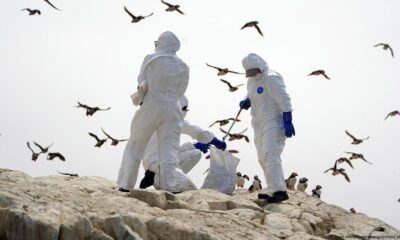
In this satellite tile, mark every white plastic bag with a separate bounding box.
[201,146,240,194]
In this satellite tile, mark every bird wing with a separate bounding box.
[238,128,248,134]
[384,112,391,120]
[360,157,372,164]
[344,151,356,155]
[89,132,100,141]
[27,142,34,153]
[44,0,61,11]
[324,167,333,173]
[208,121,219,128]
[341,171,351,182]
[161,0,173,7]
[240,22,249,29]
[101,128,115,141]
[124,6,136,18]
[56,153,66,161]
[235,84,244,88]
[76,101,89,109]
[220,79,233,88]
[227,69,243,74]
[243,175,250,181]
[361,136,370,141]
[228,149,239,153]
[244,136,250,143]
[21,8,31,12]
[219,128,228,134]
[345,130,356,140]
[322,73,331,80]
[206,63,221,70]
[373,43,384,47]
[344,158,354,169]
[144,12,154,18]
[176,8,185,15]
[33,142,45,151]
[98,107,111,111]
[389,46,394,57]
[254,24,264,36]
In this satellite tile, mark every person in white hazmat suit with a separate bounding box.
[239,53,295,203]
[117,31,190,193]
[138,95,227,192]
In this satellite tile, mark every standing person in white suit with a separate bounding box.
[239,53,295,203]
[139,95,227,192]
[117,31,190,193]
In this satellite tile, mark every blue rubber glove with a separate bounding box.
[193,142,210,154]
[283,111,295,138]
[208,137,227,151]
[239,98,251,110]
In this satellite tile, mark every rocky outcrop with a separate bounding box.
[0,168,399,240]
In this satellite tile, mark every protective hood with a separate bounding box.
[155,31,181,54]
[242,53,269,73]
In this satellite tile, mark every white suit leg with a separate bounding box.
[255,128,287,194]
[157,121,181,192]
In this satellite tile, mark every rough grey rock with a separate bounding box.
[0,168,399,240]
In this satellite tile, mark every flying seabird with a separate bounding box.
[161,0,184,15]
[75,101,111,116]
[324,161,350,182]
[47,152,65,161]
[101,128,128,146]
[21,8,41,15]
[344,151,372,164]
[209,118,240,128]
[345,130,369,145]
[374,43,394,58]
[124,6,153,23]
[308,70,330,80]
[220,128,249,143]
[33,141,54,154]
[206,63,243,76]
[384,110,400,120]
[89,132,107,147]
[285,172,298,190]
[335,157,354,169]
[236,172,250,188]
[240,21,263,36]
[27,142,41,161]
[219,79,244,92]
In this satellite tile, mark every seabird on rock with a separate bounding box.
[248,175,262,192]
[236,172,249,188]
[296,177,308,192]
[285,172,298,190]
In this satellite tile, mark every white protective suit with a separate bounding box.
[117,31,189,192]
[242,53,293,194]
[142,96,215,192]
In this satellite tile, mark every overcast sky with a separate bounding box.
[0,0,399,229]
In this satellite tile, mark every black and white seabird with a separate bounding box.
[21,8,41,15]
[285,172,298,190]
[350,208,356,213]
[206,63,243,76]
[374,43,394,58]
[161,0,185,15]
[57,171,78,177]
[209,118,240,128]
[344,151,372,164]
[89,132,107,147]
[384,110,400,120]
[345,130,369,145]
[336,157,354,169]
[220,128,249,143]
[240,21,264,36]
[236,172,249,188]
[324,161,350,182]
[75,101,111,116]
[308,70,330,80]
[124,6,153,23]
[311,185,322,198]
[249,175,262,192]
[33,141,53,154]
[219,79,244,92]
[47,152,65,161]
[101,128,128,146]
[27,142,41,161]
[296,177,308,192]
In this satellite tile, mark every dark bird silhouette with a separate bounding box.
[374,43,394,58]
[220,128,249,143]
[89,132,107,147]
[57,171,78,177]
[311,185,322,198]
[335,157,354,169]
[345,130,369,145]
[21,8,41,15]
[240,21,263,36]
[44,0,61,11]
[344,151,372,164]
[308,70,330,80]
[161,0,184,15]
[209,118,240,128]
[248,175,262,192]
[47,152,65,161]
[220,79,244,92]
[285,172,298,190]
[236,172,250,188]
[33,142,53,154]
[101,128,128,146]
[384,110,400,120]
[350,208,356,213]
[324,161,350,182]
[124,6,153,23]
[206,63,243,76]
[27,142,41,161]
[75,101,111,116]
